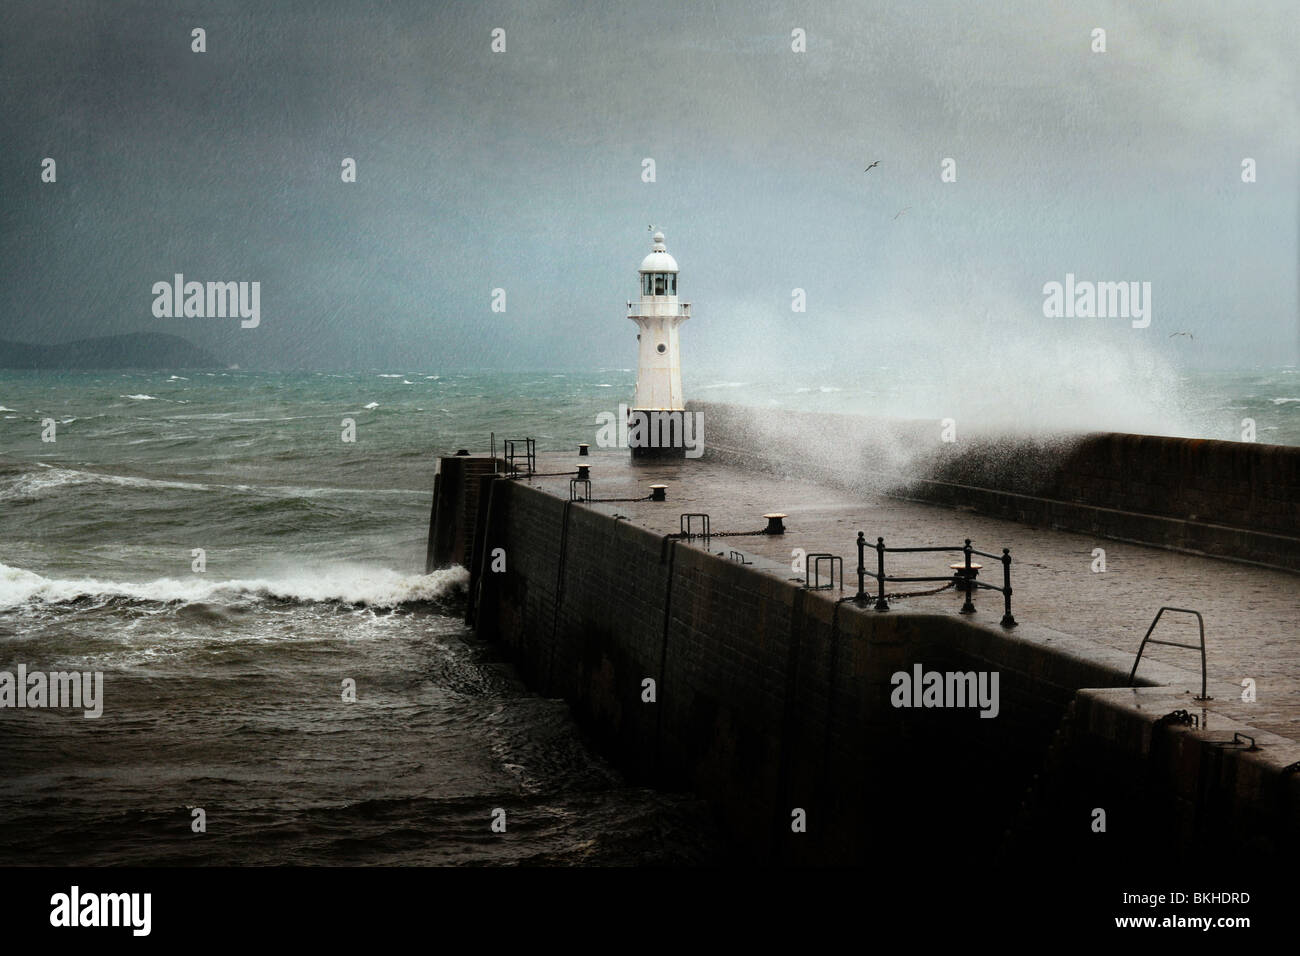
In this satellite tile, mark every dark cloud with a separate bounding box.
[1,0,1296,370]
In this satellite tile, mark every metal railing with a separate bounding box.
[853,534,1017,627]
[679,513,710,539]
[806,553,843,591]
[627,301,691,317]
[569,478,591,501]
[502,438,536,477]
[1127,606,1211,701]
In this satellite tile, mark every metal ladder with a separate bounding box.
[1127,606,1212,701]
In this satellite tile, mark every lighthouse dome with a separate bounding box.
[639,231,679,273]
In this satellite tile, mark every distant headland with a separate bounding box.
[0,332,222,370]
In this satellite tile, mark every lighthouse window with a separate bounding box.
[642,274,652,296]
[668,274,677,295]
[654,274,666,295]
[657,343,666,353]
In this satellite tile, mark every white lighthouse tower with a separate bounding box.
[627,230,690,457]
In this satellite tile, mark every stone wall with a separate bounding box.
[688,401,1300,572]
[458,470,1297,865]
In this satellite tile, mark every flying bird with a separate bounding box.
[894,207,911,220]
[1169,331,1195,341]
[864,161,880,172]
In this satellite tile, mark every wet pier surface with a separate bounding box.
[500,451,1300,743]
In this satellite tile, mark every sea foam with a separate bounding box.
[0,561,468,610]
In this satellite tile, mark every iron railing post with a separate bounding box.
[1000,548,1017,627]
[959,538,976,614]
[856,532,867,603]
[875,536,889,611]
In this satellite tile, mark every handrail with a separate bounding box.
[679,513,710,540]
[854,534,1016,627]
[502,437,536,477]
[1127,606,1211,701]
[805,553,843,591]
[627,301,691,317]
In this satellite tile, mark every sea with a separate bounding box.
[0,366,1296,865]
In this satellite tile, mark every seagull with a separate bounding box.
[864,161,880,172]
[1169,331,1195,341]
[894,207,911,220]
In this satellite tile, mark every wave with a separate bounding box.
[0,561,468,610]
[1,465,212,498]
[0,464,425,502]
[121,394,157,400]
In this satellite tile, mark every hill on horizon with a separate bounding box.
[0,332,223,370]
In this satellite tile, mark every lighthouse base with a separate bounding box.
[627,408,690,459]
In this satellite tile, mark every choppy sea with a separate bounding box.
[0,367,1295,864]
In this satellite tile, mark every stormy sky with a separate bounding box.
[1,0,1296,373]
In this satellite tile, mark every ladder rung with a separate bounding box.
[1145,639,1200,650]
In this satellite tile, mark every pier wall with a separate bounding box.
[454,467,1299,865]
[426,455,501,572]
[687,402,1300,572]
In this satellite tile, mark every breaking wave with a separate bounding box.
[0,562,468,611]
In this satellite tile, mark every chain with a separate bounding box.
[670,528,770,540]
[850,581,957,602]
[885,581,957,599]
[1154,709,1198,729]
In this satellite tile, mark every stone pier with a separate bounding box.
[427,407,1300,866]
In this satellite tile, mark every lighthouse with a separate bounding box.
[626,230,691,458]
